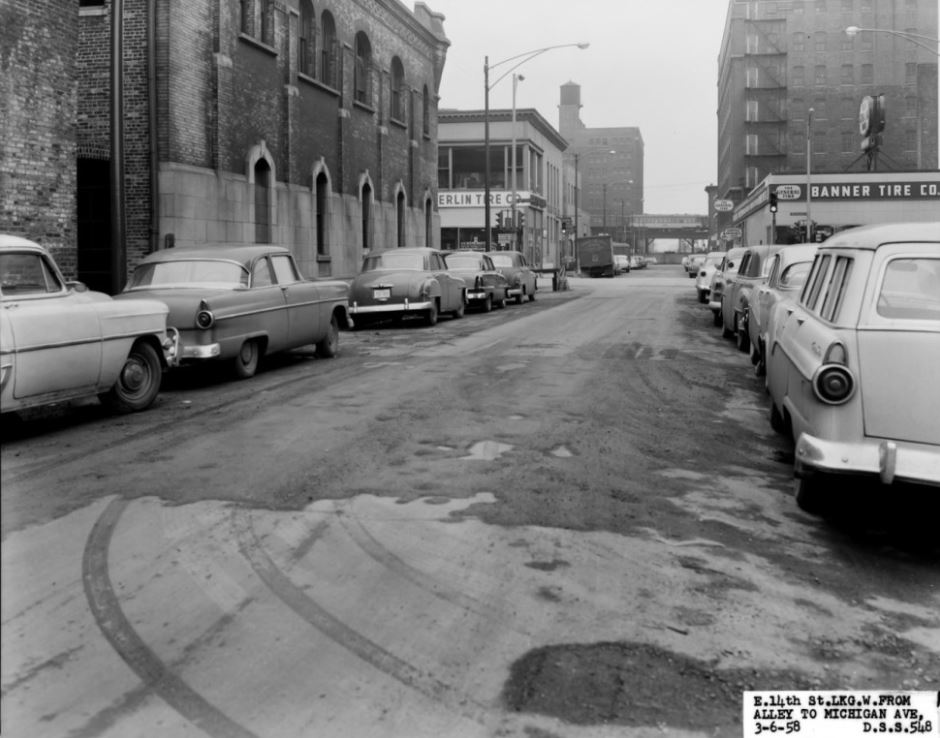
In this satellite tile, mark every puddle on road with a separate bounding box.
[549,446,574,458]
[461,440,514,461]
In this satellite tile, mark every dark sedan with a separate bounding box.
[443,251,510,312]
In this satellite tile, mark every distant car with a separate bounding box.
[488,250,537,303]
[764,222,940,514]
[686,253,706,278]
[613,254,631,274]
[720,245,782,352]
[630,255,647,270]
[747,244,817,376]
[349,247,466,326]
[1,234,177,414]
[116,244,351,378]
[707,247,746,326]
[443,250,510,311]
[694,251,725,303]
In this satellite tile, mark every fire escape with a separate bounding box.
[743,18,787,192]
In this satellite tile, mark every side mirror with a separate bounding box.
[66,280,88,293]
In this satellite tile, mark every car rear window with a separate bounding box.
[877,257,940,320]
[445,254,482,269]
[129,260,249,288]
[363,253,425,271]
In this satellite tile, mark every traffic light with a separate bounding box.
[518,212,525,228]
[496,211,503,230]
[769,191,778,213]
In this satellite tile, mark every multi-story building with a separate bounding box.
[2,0,449,293]
[717,0,938,212]
[437,108,583,269]
[558,82,644,238]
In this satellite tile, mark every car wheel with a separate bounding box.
[425,300,438,326]
[754,339,766,377]
[528,288,536,302]
[100,341,162,413]
[316,314,339,358]
[697,290,707,304]
[794,475,828,515]
[515,289,525,305]
[735,315,750,353]
[769,401,787,435]
[233,338,261,379]
[452,297,465,319]
[497,290,508,309]
[483,294,493,313]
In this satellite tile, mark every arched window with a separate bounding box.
[390,57,405,122]
[320,11,336,87]
[361,182,373,252]
[422,84,430,137]
[315,171,329,256]
[299,0,315,77]
[354,32,372,106]
[254,158,271,243]
[396,190,406,248]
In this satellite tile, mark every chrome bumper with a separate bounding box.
[180,342,221,360]
[466,290,488,301]
[349,299,433,315]
[795,433,940,486]
[506,287,523,297]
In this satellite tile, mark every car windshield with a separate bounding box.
[363,253,426,271]
[445,254,483,270]
[488,254,517,267]
[778,261,812,289]
[704,256,723,267]
[127,260,249,288]
[876,257,940,320]
[0,252,63,295]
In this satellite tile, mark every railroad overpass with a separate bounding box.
[617,214,710,254]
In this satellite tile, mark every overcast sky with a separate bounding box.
[428,0,732,215]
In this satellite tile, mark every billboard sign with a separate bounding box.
[713,199,734,212]
[775,185,802,200]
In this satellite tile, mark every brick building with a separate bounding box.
[2,0,449,292]
[716,0,938,216]
[557,82,645,238]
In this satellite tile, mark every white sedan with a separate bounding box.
[1,235,177,415]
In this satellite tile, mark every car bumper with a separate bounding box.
[349,299,433,315]
[506,287,523,297]
[466,290,489,302]
[180,342,222,360]
[795,433,940,487]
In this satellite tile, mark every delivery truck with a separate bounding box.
[576,235,615,278]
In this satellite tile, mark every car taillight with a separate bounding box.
[195,300,215,329]
[813,364,855,404]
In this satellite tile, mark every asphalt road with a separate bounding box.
[2,267,938,738]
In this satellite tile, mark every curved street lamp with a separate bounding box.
[483,42,589,251]
[845,26,940,55]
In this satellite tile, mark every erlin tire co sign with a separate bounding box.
[772,180,940,202]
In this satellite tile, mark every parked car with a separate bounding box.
[442,250,510,312]
[694,251,725,304]
[116,245,351,379]
[720,244,783,352]
[630,255,647,270]
[747,244,817,376]
[349,247,465,326]
[686,253,706,278]
[613,254,631,274]
[1,234,177,414]
[764,222,940,513]
[488,250,537,303]
[707,247,746,327]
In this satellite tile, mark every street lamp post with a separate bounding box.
[806,107,814,243]
[483,42,589,251]
[510,73,524,251]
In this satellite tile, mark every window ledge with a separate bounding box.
[298,72,340,97]
[353,99,376,115]
[390,116,407,130]
[239,33,277,56]
[316,255,332,263]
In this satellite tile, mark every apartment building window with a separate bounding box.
[905,96,918,117]
[840,0,853,11]
[840,64,853,84]
[747,34,759,54]
[792,65,805,86]
[814,32,826,52]
[792,0,804,13]
[841,97,855,119]
[905,62,917,85]
[746,99,759,122]
[746,133,758,155]
[813,130,827,154]
[791,130,805,154]
[813,98,826,120]
[792,33,805,52]
[904,129,917,151]
[860,63,873,84]
[354,32,373,106]
[746,66,758,87]
[860,31,872,51]
[814,65,827,86]
[860,0,872,12]
[841,132,854,152]
[746,166,760,188]
[841,33,853,51]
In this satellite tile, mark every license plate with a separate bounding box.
[373,287,391,300]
